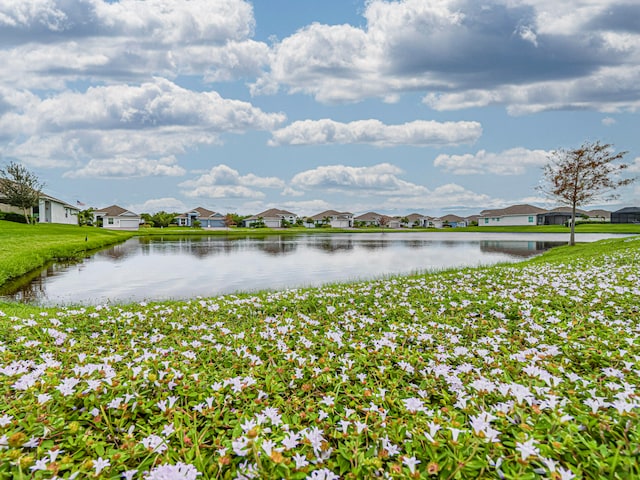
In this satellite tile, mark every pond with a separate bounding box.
[0,232,625,306]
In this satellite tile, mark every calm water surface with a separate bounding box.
[1,232,625,305]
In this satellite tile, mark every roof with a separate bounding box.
[586,209,611,217]
[39,193,80,211]
[480,204,548,216]
[178,207,221,218]
[354,212,382,221]
[247,208,297,220]
[95,205,139,217]
[405,213,426,221]
[613,206,640,213]
[309,209,353,220]
[440,214,465,222]
[548,206,589,215]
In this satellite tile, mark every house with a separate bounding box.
[538,207,611,225]
[35,194,81,225]
[586,209,611,222]
[308,210,354,228]
[537,207,589,226]
[478,204,548,227]
[440,214,467,228]
[354,212,399,228]
[243,208,297,228]
[354,212,383,227]
[405,213,429,228]
[611,207,640,224]
[1,191,80,225]
[93,205,141,230]
[176,207,226,228]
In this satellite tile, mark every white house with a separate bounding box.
[478,204,548,227]
[244,208,297,228]
[308,210,354,228]
[93,205,141,230]
[36,194,80,225]
[1,191,79,225]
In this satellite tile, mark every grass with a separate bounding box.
[0,235,639,478]
[0,221,134,286]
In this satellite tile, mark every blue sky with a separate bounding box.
[1,0,639,217]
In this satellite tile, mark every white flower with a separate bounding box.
[293,452,310,469]
[306,468,339,480]
[402,456,421,474]
[93,457,110,475]
[143,462,201,480]
[403,397,425,413]
[516,438,540,461]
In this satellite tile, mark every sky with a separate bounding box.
[1,0,639,217]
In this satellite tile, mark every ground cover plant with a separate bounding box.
[0,236,639,479]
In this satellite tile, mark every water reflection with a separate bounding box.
[479,240,562,258]
[0,232,626,306]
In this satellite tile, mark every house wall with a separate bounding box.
[103,216,140,230]
[479,214,538,226]
[38,199,78,225]
[330,218,352,228]
[263,218,282,228]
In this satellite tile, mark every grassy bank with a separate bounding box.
[0,236,639,478]
[0,221,134,286]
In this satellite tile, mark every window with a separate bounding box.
[108,218,114,225]
[484,218,489,224]
[528,216,534,222]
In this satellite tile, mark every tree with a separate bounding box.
[0,161,44,224]
[78,208,95,226]
[152,211,178,228]
[538,141,635,245]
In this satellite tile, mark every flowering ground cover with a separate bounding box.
[1,236,639,479]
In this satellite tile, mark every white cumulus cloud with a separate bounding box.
[269,119,482,147]
[179,164,285,199]
[64,157,185,179]
[291,163,428,197]
[434,148,550,175]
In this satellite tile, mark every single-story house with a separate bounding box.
[176,207,225,228]
[244,208,298,228]
[537,207,589,226]
[354,212,400,228]
[538,207,611,225]
[478,204,548,227]
[440,214,467,228]
[404,213,429,228]
[354,212,383,227]
[308,210,354,228]
[611,207,640,224]
[1,191,80,225]
[93,205,141,230]
[586,209,611,222]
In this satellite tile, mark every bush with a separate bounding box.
[0,211,29,223]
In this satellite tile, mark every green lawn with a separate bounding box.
[0,221,133,286]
